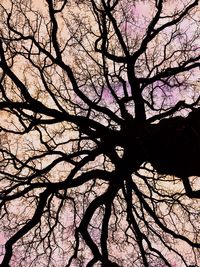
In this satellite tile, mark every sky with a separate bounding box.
[0,0,200,266]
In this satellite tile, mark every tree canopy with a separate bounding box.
[0,0,200,266]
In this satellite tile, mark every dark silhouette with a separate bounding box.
[0,0,200,266]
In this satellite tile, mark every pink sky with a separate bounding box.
[0,0,200,266]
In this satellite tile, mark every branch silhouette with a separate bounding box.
[0,0,200,266]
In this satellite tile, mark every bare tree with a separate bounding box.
[0,0,200,266]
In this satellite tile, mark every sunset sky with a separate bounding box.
[0,0,200,266]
